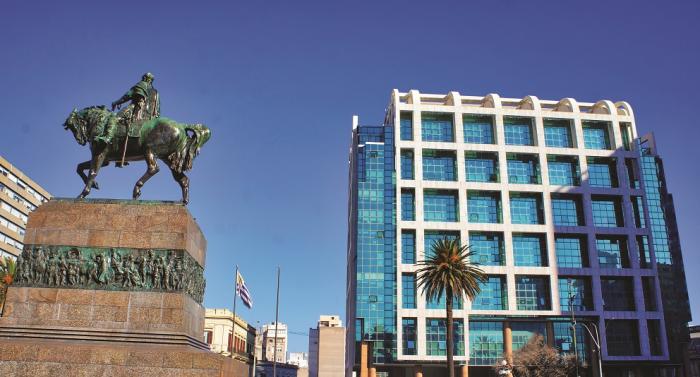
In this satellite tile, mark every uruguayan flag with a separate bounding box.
[236,271,253,309]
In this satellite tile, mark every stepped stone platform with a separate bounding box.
[0,199,244,377]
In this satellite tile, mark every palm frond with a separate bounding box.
[416,238,487,304]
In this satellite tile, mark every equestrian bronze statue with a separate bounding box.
[63,73,211,204]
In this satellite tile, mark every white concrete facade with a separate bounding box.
[262,322,288,363]
[383,89,669,364]
[0,155,50,259]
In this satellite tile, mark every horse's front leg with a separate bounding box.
[78,149,108,199]
[76,160,107,190]
[133,150,159,200]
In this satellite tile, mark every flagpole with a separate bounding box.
[272,266,281,377]
[231,265,239,359]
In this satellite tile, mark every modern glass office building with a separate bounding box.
[346,91,691,377]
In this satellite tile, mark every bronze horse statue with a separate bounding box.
[63,106,211,204]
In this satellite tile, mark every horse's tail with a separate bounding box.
[170,124,211,173]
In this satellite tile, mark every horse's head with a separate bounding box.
[63,108,87,146]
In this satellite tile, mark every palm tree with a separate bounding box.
[416,238,487,377]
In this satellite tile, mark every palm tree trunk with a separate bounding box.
[446,288,455,377]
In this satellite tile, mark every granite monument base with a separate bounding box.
[0,199,245,376]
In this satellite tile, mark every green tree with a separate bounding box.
[416,238,487,377]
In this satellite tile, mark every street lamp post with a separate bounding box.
[568,279,604,377]
[579,322,603,377]
[568,279,580,377]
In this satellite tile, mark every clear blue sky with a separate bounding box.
[1,0,699,353]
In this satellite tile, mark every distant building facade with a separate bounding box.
[262,322,288,363]
[289,352,309,368]
[204,308,256,359]
[0,155,50,259]
[309,315,345,377]
[690,325,700,377]
[255,361,298,377]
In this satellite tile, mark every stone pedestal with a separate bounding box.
[0,199,241,376]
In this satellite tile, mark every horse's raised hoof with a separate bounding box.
[92,181,100,190]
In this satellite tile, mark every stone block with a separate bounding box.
[28,287,58,303]
[93,305,128,322]
[126,350,164,367]
[94,290,130,307]
[58,303,93,321]
[87,229,121,247]
[57,288,94,305]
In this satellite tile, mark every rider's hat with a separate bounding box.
[142,72,155,81]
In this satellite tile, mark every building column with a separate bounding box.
[360,342,369,377]
[546,321,555,348]
[503,321,513,364]
[461,364,468,377]
[369,367,377,377]
[414,365,423,377]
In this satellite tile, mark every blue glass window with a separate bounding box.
[402,274,416,309]
[631,196,645,228]
[605,320,640,356]
[555,235,588,268]
[400,150,414,180]
[402,318,417,355]
[553,322,587,361]
[583,121,611,150]
[465,152,499,183]
[625,158,640,188]
[641,155,671,264]
[426,318,464,356]
[507,154,541,184]
[637,235,651,268]
[423,189,459,222]
[512,322,547,351]
[544,119,573,148]
[559,277,593,311]
[515,276,551,310]
[421,113,454,142]
[548,155,580,186]
[463,115,494,144]
[469,232,505,266]
[551,194,584,226]
[400,112,413,141]
[648,320,663,356]
[596,236,630,268]
[422,150,457,181]
[427,293,463,309]
[401,189,415,221]
[467,191,502,223]
[510,193,543,224]
[401,230,416,264]
[472,276,507,310]
[601,278,635,311]
[512,233,548,267]
[469,322,504,366]
[424,231,459,254]
[587,157,618,188]
[592,196,624,227]
[504,117,534,146]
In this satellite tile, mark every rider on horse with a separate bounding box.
[95,72,160,145]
